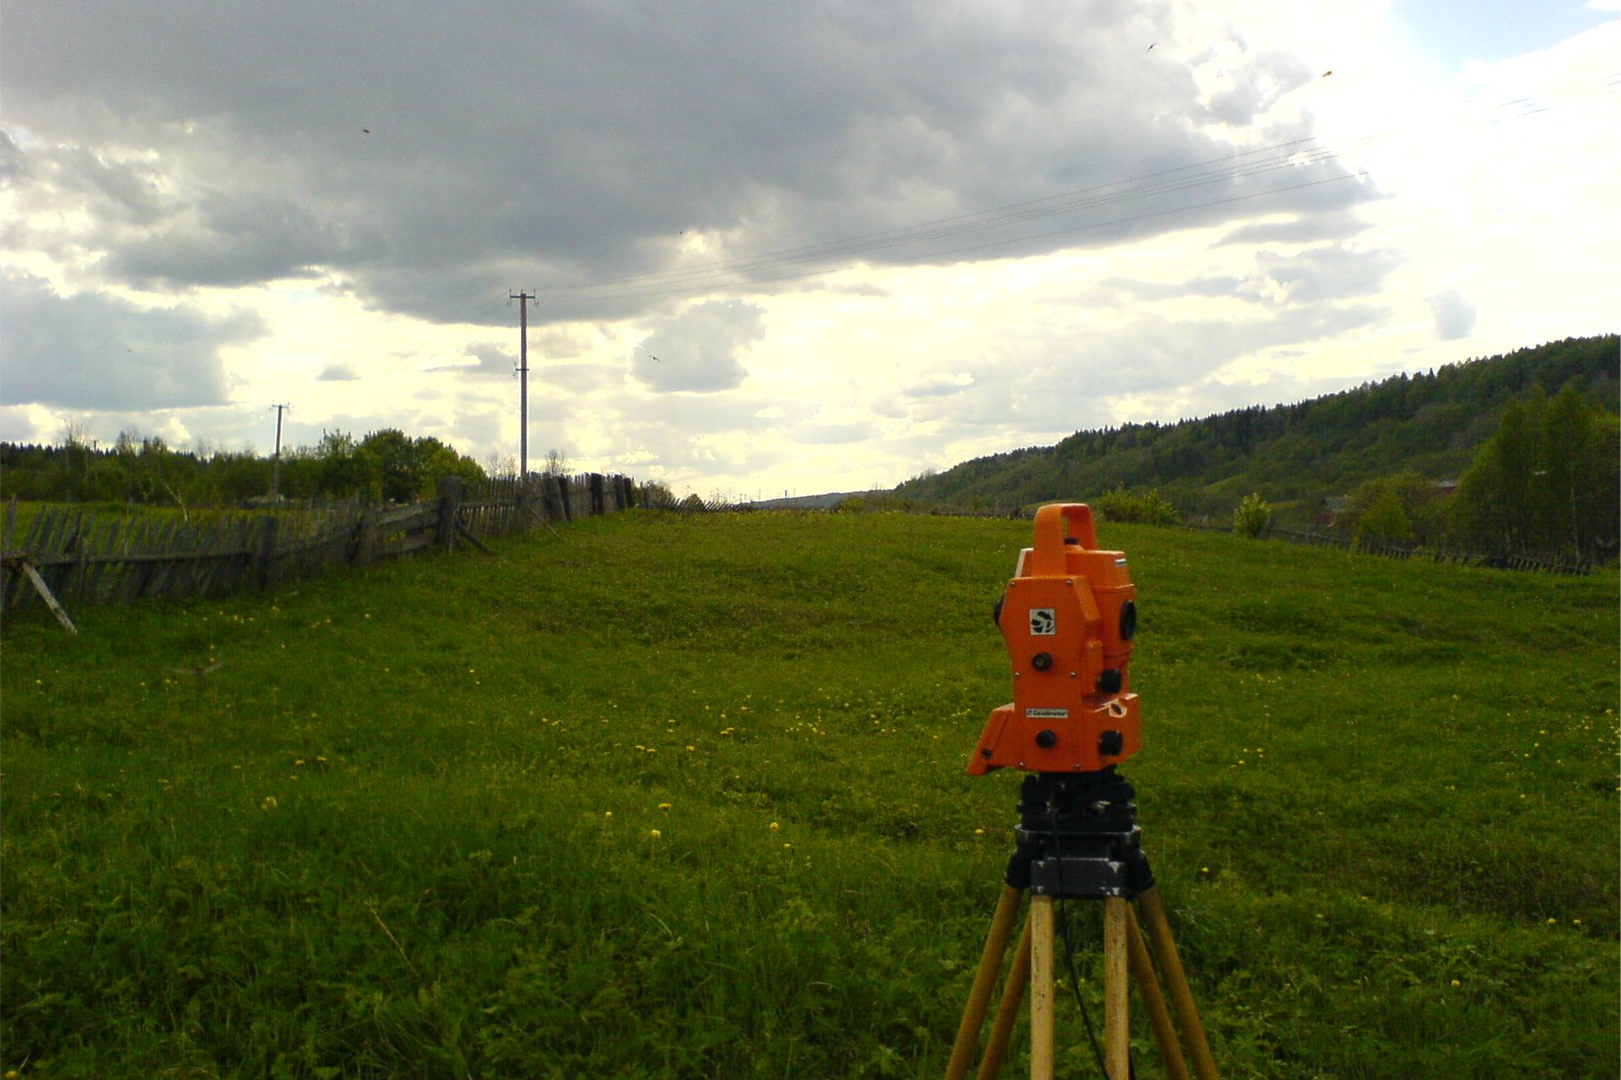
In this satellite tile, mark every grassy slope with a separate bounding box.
[2,511,1616,1079]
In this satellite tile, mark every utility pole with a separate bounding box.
[511,291,533,480]
[270,403,290,499]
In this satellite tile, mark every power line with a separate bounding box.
[526,68,1617,305]
[545,168,1368,306]
[538,140,1340,300]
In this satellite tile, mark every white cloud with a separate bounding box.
[634,301,765,393]
[1427,291,1477,341]
[0,269,260,410]
[316,362,359,381]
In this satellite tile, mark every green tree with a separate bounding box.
[1233,492,1272,538]
[1452,395,1540,550]
[1356,486,1413,544]
[1341,471,1446,546]
[1092,486,1177,526]
[315,431,381,500]
[1453,384,1619,558]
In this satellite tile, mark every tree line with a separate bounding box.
[0,427,493,510]
[891,335,1619,561]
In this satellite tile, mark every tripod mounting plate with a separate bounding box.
[1004,770,1154,901]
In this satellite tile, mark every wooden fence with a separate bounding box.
[1,473,639,622]
[1180,520,1594,575]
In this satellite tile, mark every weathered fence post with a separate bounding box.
[353,506,379,567]
[519,477,538,531]
[554,475,572,523]
[436,477,464,551]
[589,473,605,516]
[253,516,279,590]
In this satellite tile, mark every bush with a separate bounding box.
[1091,486,1177,526]
[1233,492,1273,538]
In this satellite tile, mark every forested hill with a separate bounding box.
[891,335,1618,523]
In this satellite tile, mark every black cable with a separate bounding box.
[1058,899,1114,1079]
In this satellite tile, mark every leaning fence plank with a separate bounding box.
[454,521,494,555]
[22,507,49,551]
[17,560,78,635]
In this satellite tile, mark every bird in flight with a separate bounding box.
[1321,70,1332,78]
[362,128,372,134]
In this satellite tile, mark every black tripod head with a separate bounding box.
[1004,769,1155,901]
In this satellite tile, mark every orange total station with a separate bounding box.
[969,503,1141,776]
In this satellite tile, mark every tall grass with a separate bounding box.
[3,511,1616,1078]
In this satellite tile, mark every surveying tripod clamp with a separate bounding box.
[1004,769,1155,901]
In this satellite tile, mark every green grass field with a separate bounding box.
[3,511,1616,1079]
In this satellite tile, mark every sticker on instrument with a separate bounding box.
[1028,608,1056,635]
[1027,707,1069,718]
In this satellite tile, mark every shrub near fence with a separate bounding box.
[0,473,639,616]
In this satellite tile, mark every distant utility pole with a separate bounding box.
[270,403,290,498]
[511,291,533,480]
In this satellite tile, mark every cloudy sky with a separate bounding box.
[3,1,1616,499]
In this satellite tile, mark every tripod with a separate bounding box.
[944,770,1219,1080]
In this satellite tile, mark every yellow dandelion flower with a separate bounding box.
[649,829,662,839]
[974,828,985,836]
[604,811,613,817]
[769,821,780,831]
[783,843,793,850]
[658,803,671,810]
[1450,979,1461,988]
[261,796,278,810]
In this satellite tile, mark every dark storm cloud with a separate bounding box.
[2,0,1375,327]
[0,270,260,410]
[111,190,335,288]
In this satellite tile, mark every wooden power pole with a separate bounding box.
[511,291,533,480]
[270,403,290,498]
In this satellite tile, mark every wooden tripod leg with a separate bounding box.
[1126,905,1190,1080]
[1136,888,1221,1080]
[1103,898,1130,1080]
[945,884,1025,1080]
[975,916,1032,1080]
[1028,895,1056,1080]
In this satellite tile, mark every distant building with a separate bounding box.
[1317,495,1351,528]
[1318,480,1459,527]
